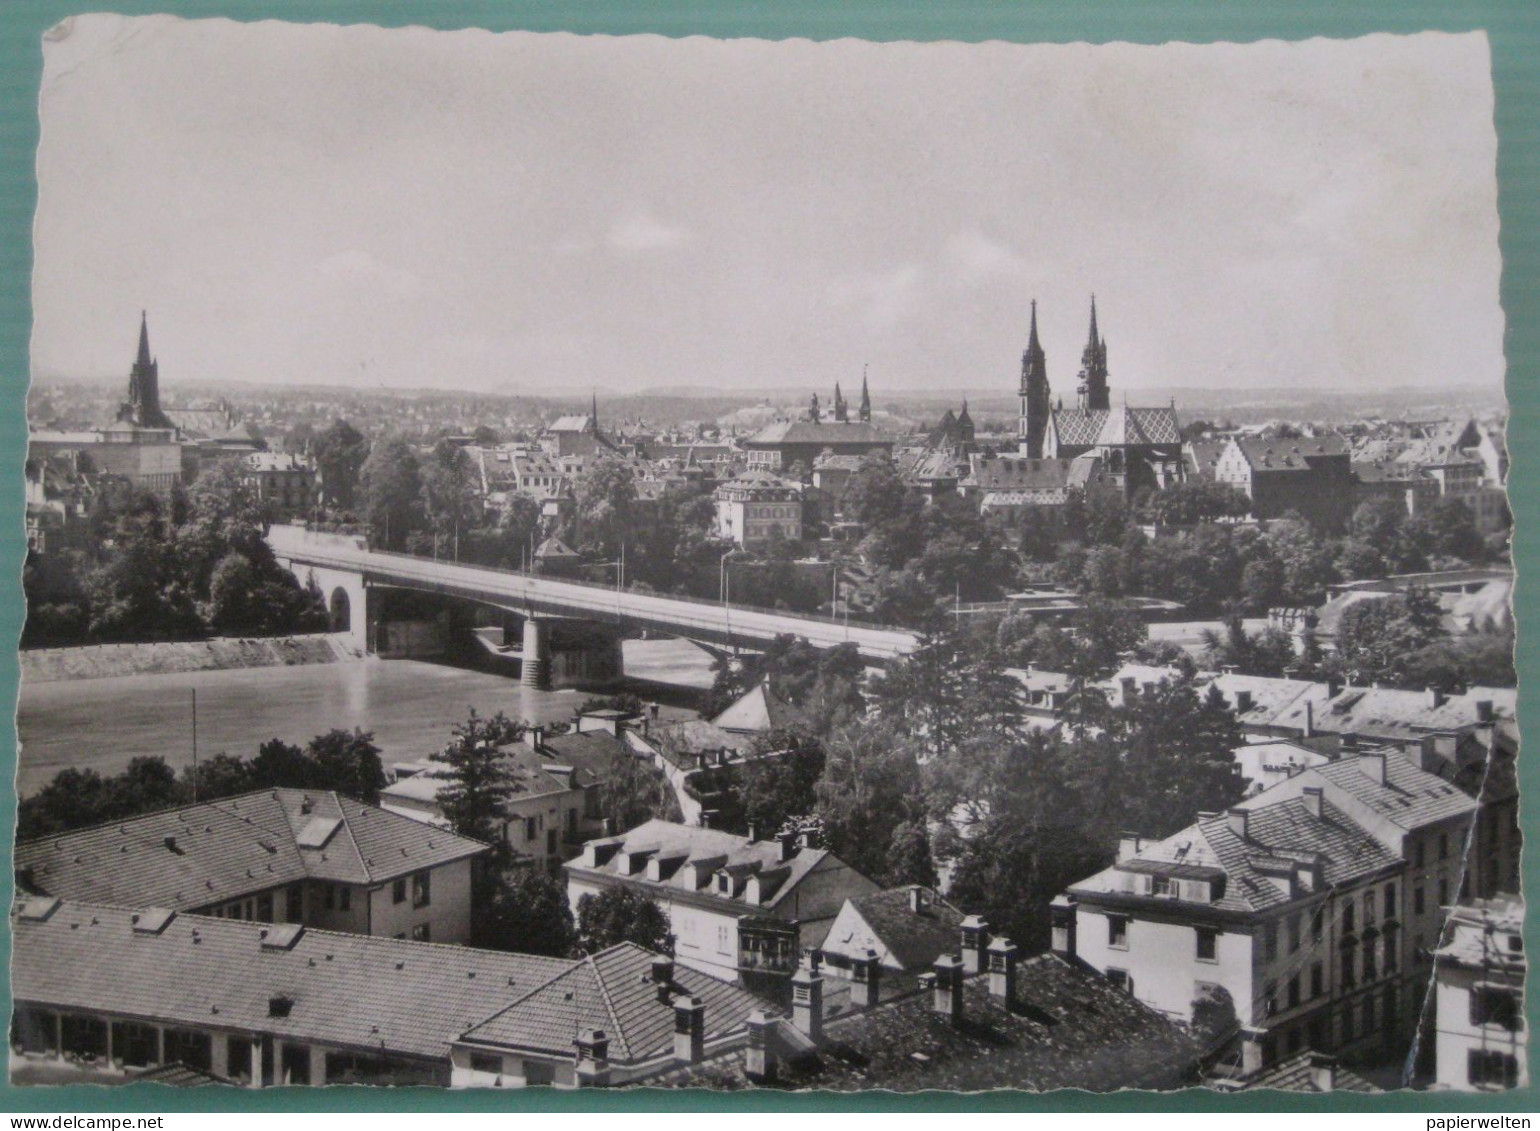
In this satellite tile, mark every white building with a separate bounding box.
[1432,898,1527,1092]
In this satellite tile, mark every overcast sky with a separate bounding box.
[31,17,1503,398]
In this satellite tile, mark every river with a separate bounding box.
[15,638,716,797]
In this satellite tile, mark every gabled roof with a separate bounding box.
[1304,753,1479,831]
[1236,1051,1381,1094]
[1052,405,1181,449]
[832,888,964,971]
[10,899,570,1062]
[1230,434,1349,470]
[458,942,765,1061]
[710,679,811,734]
[967,455,1075,491]
[16,789,488,911]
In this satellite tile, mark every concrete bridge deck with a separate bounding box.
[268,525,918,663]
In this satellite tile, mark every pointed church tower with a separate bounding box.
[808,391,821,423]
[1019,301,1051,458]
[859,367,872,423]
[1076,296,1110,412]
[122,310,172,430]
[833,382,848,423]
[589,391,599,433]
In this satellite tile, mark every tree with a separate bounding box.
[436,710,521,852]
[1424,497,1484,562]
[1135,480,1250,526]
[180,753,257,801]
[1335,587,1448,687]
[725,730,826,836]
[568,457,637,561]
[418,439,479,554]
[360,436,425,551]
[576,887,673,954]
[306,728,387,803]
[313,418,368,513]
[474,866,578,956]
[1114,677,1247,838]
[814,718,929,884]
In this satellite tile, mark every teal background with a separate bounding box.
[0,0,1535,1113]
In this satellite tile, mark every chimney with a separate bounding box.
[1240,1027,1266,1076]
[1117,833,1143,862]
[700,810,716,830]
[574,1028,611,1087]
[790,954,824,1042]
[932,955,964,1026]
[746,820,759,844]
[1307,1051,1337,1092]
[986,936,1019,1004]
[959,915,989,974]
[1050,894,1078,958]
[1356,751,1387,787]
[1303,700,1316,738]
[652,956,674,1003]
[777,829,798,862]
[1302,786,1323,819]
[908,885,926,914]
[1120,676,1136,705]
[744,1011,777,1084]
[1327,677,1343,698]
[672,996,706,1064]
[1226,808,1249,841]
[524,725,545,751]
[1475,699,1495,724]
[1417,734,1442,773]
[850,949,882,1008]
[1426,686,1447,710]
[163,835,182,854]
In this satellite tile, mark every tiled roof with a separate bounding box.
[10,899,570,1062]
[1432,899,1526,973]
[1053,406,1181,449]
[1236,1051,1381,1093]
[564,819,873,920]
[135,1062,234,1087]
[981,489,1070,507]
[711,680,811,734]
[1306,753,1478,831]
[535,730,631,780]
[1072,794,1400,914]
[656,956,1200,1092]
[459,942,765,1061]
[1269,685,1510,740]
[16,789,488,911]
[838,888,964,971]
[1232,434,1349,470]
[1185,440,1228,478]
[967,456,1075,491]
[746,421,891,447]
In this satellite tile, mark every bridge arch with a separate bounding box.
[328,587,352,634]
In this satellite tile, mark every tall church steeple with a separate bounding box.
[832,381,848,423]
[1076,295,1110,412]
[1019,300,1051,458]
[858,367,871,423]
[121,310,172,430]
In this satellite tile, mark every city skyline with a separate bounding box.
[32,18,1503,397]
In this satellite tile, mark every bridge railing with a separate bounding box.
[353,545,916,637]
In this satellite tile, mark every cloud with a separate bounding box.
[607,210,692,253]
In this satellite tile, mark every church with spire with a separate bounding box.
[116,311,176,431]
[1014,297,1184,495]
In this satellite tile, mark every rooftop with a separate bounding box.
[16,789,489,911]
[11,898,570,1063]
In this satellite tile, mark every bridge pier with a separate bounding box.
[521,617,550,690]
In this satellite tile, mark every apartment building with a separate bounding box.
[1058,745,1478,1072]
[1431,898,1527,1092]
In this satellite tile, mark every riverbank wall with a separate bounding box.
[20,634,364,684]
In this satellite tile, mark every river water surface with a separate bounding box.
[16,639,714,796]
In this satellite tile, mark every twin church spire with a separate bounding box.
[1018,296,1111,458]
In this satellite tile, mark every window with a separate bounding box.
[1362,940,1377,982]
[1153,876,1174,897]
[411,923,431,942]
[1342,941,1357,988]
[1311,907,1324,942]
[470,1053,503,1076]
[339,886,351,912]
[1342,1000,1356,1040]
[1108,915,1129,950]
[392,878,407,905]
[1384,926,1400,972]
[412,871,430,909]
[1286,1027,1304,1055]
[1384,882,1397,916]
[1264,981,1277,1017]
[1468,1051,1518,1090]
[256,893,274,922]
[324,885,336,912]
[1438,877,1450,907]
[525,816,539,841]
[1196,928,1218,962]
[1263,920,1278,961]
[1287,914,1301,953]
[1364,890,1376,923]
[1287,975,1300,1009]
[717,925,731,954]
[1439,833,1449,861]
[1471,986,1523,1031]
[1310,962,1324,999]
[1415,841,1426,869]
[1414,886,1425,915]
[285,882,304,923]
[1343,902,1355,933]
[1106,968,1131,994]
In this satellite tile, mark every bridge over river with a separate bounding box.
[267,525,917,687]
